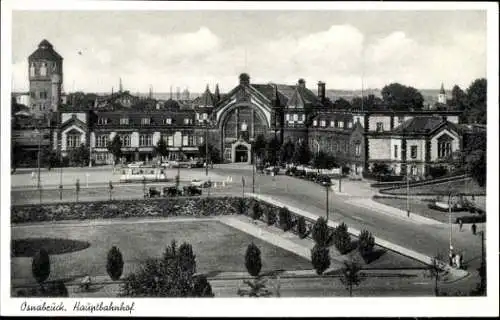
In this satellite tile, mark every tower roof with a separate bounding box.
[29,39,63,61]
[199,85,215,107]
[440,83,445,94]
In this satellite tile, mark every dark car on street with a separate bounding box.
[164,186,183,197]
[183,185,202,196]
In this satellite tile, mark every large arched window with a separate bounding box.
[223,106,267,141]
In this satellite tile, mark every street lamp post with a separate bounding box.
[59,147,63,201]
[252,153,256,193]
[205,120,209,176]
[324,180,332,221]
[35,123,42,204]
[448,192,455,262]
[406,165,410,217]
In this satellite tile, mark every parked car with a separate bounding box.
[191,179,211,188]
[146,187,161,198]
[183,185,202,196]
[317,175,332,186]
[160,162,172,168]
[264,166,280,175]
[164,186,183,197]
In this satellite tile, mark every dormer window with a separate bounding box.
[163,118,172,125]
[313,120,318,126]
[320,120,326,127]
[120,117,129,125]
[141,117,151,125]
[98,117,109,125]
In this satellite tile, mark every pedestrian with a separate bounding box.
[460,253,464,270]
[459,219,463,231]
[31,171,35,180]
[471,223,477,235]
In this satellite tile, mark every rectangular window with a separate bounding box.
[330,121,335,127]
[394,145,398,159]
[39,91,48,99]
[98,117,108,125]
[285,114,290,121]
[348,121,353,129]
[300,114,305,122]
[376,122,384,132]
[313,120,318,126]
[96,135,109,148]
[182,135,189,146]
[355,143,361,157]
[167,135,174,146]
[410,145,418,159]
[139,134,153,146]
[198,136,204,146]
[120,118,129,125]
[141,118,151,125]
[120,135,131,147]
[67,135,80,149]
[293,114,298,121]
[163,118,172,125]
[202,113,207,120]
[184,118,191,125]
[398,116,404,124]
[320,120,326,127]
[338,121,344,128]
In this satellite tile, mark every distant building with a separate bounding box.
[438,83,447,104]
[28,39,63,117]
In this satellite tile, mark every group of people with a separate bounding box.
[458,219,478,235]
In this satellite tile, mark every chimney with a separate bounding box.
[317,81,326,100]
[298,78,306,88]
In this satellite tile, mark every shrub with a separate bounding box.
[342,166,351,175]
[107,246,124,281]
[312,217,333,247]
[358,230,375,262]
[245,242,262,277]
[428,166,449,179]
[266,208,277,226]
[297,216,308,238]
[311,244,330,275]
[333,222,352,255]
[120,240,206,297]
[193,275,214,297]
[236,198,247,215]
[32,248,50,284]
[251,202,262,221]
[45,280,69,297]
[279,207,293,231]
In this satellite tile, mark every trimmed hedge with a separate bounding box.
[11,197,252,224]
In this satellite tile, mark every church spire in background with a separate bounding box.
[119,78,123,93]
[214,84,221,104]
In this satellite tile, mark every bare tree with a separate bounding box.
[339,257,363,297]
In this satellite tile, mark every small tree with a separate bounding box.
[245,242,262,277]
[32,248,50,287]
[333,222,352,255]
[178,243,196,276]
[266,207,277,226]
[155,137,169,162]
[279,207,293,231]
[106,246,124,281]
[108,135,122,166]
[297,216,309,239]
[236,198,247,215]
[312,217,334,247]
[358,230,375,263]
[311,244,330,275]
[251,202,262,221]
[193,275,214,297]
[239,242,272,297]
[339,258,363,297]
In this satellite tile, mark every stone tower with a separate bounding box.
[28,39,63,116]
[438,83,446,104]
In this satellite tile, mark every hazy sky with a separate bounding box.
[11,10,487,93]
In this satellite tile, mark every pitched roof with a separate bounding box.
[440,83,446,94]
[250,83,320,107]
[28,39,63,61]
[392,116,448,134]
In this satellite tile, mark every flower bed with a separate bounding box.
[11,197,247,224]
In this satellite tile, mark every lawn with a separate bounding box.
[381,178,485,196]
[11,220,312,283]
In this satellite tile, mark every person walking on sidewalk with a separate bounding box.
[471,223,477,235]
[459,219,463,231]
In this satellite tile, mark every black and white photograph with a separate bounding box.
[1,0,498,317]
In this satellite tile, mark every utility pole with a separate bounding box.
[325,184,330,221]
[59,148,63,200]
[448,192,454,262]
[406,167,410,217]
[36,123,42,205]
